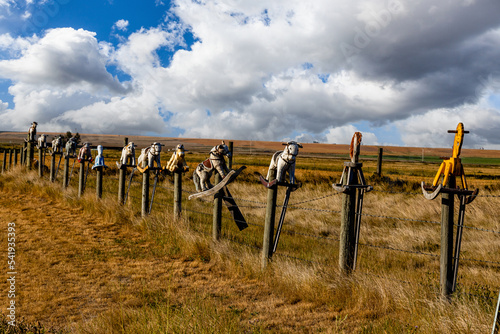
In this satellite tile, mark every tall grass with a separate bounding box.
[1,150,499,333]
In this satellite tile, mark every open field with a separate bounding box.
[0,133,499,333]
[2,131,500,160]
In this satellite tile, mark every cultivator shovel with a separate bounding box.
[421,123,479,293]
[332,132,372,270]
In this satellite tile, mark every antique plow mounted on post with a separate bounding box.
[421,122,478,296]
[333,132,372,273]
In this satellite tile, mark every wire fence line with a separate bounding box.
[78,170,500,270]
[16,160,500,302]
[359,242,440,258]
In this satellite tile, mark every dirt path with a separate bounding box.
[0,189,336,332]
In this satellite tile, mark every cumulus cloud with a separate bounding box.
[0,0,500,149]
[394,102,500,149]
[0,27,133,131]
[325,125,379,145]
[113,19,129,31]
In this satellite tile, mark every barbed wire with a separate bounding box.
[12,167,500,296]
[274,252,324,265]
[462,224,500,235]
[373,189,500,198]
[288,206,341,214]
[279,228,340,242]
[372,189,422,196]
[477,194,500,198]
[184,208,213,217]
[222,196,267,206]
[222,235,261,250]
[288,192,341,206]
[460,257,500,267]
[359,212,441,225]
[358,271,433,288]
[359,242,440,258]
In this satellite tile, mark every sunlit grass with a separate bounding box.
[1,147,499,333]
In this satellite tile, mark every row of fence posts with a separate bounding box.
[3,142,500,307]
[0,142,464,294]
[1,142,34,171]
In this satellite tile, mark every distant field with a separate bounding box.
[1,131,500,162]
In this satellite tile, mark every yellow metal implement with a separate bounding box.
[431,122,469,189]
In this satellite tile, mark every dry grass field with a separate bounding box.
[0,132,499,333]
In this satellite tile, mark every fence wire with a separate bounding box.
[14,164,500,303]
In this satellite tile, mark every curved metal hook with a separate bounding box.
[465,188,479,205]
[421,182,442,200]
[332,183,348,193]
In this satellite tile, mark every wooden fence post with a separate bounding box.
[63,155,70,189]
[213,173,223,241]
[261,169,278,269]
[20,145,24,166]
[493,290,500,334]
[27,141,34,170]
[38,148,43,177]
[14,149,18,166]
[441,176,455,297]
[339,167,358,274]
[50,153,56,182]
[228,141,234,169]
[96,166,103,199]
[377,147,383,176]
[2,150,6,173]
[78,160,85,197]
[8,149,12,170]
[174,170,182,220]
[118,167,126,204]
[141,169,150,217]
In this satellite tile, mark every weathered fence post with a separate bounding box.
[228,141,234,169]
[493,290,500,334]
[118,167,126,204]
[213,173,223,241]
[441,176,455,297]
[174,170,182,220]
[95,166,103,199]
[27,141,34,170]
[141,169,150,217]
[78,160,86,197]
[63,155,70,188]
[50,153,56,182]
[1,150,6,173]
[377,147,383,176]
[8,149,12,170]
[261,169,278,269]
[14,149,18,166]
[38,148,44,177]
[20,145,24,166]
[339,166,358,274]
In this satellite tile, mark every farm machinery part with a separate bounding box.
[421,122,478,203]
[421,122,479,292]
[332,132,372,270]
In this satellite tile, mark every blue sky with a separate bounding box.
[1,0,500,148]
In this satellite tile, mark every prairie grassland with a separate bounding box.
[0,147,499,333]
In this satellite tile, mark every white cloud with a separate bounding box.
[394,102,500,149]
[0,0,500,149]
[0,28,128,93]
[113,19,129,31]
[325,124,379,145]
